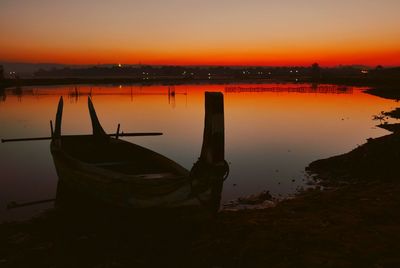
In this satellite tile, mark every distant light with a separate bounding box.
[290,70,293,73]
[295,70,299,73]
[361,70,369,74]
[118,63,122,67]
[119,85,122,88]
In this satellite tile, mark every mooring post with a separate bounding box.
[199,92,226,213]
[200,92,225,164]
[50,120,54,139]
[116,123,121,139]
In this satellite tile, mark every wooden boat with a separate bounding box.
[51,93,228,212]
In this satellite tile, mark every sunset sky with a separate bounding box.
[1,0,400,66]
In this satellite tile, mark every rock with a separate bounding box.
[222,191,276,211]
[237,191,273,205]
[260,200,276,208]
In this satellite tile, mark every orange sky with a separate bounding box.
[1,0,400,66]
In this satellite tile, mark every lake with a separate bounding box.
[0,83,397,221]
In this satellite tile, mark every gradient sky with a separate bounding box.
[1,0,400,66]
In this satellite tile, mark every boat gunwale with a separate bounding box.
[50,135,190,184]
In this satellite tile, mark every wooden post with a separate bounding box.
[50,120,54,138]
[195,92,226,214]
[116,123,121,139]
[200,92,225,164]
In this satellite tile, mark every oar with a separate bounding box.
[7,198,56,210]
[1,132,163,143]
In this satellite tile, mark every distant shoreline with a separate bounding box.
[1,76,400,89]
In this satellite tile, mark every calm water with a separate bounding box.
[0,83,397,221]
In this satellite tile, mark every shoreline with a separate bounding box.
[1,76,400,89]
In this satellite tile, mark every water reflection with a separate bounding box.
[0,83,397,222]
[0,85,5,102]
[225,84,353,94]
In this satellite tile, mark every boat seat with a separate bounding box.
[90,161,135,167]
[131,173,177,179]
[87,160,179,178]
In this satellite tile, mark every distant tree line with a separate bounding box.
[30,63,400,83]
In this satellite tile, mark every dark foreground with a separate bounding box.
[1,88,400,268]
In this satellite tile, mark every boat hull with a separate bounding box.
[51,136,220,211]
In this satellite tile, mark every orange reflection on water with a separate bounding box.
[1,83,394,153]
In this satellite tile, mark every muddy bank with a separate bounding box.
[365,87,400,101]
[379,123,400,133]
[307,133,400,184]
[2,183,400,268]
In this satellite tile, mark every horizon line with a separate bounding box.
[1,60,398,69]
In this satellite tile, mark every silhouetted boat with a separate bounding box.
[51,94,228,212]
